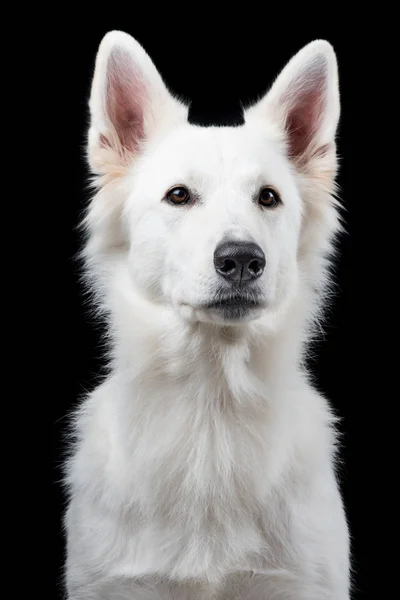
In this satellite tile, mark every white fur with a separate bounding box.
[65,31,350,599]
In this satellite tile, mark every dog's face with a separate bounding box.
[87,32,340,325]
[125,125,302,324]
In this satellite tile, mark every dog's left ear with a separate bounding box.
[245,40,340,171]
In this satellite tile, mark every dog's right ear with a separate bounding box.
[87,31,187,177]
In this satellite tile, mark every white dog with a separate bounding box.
[64,31,351,599]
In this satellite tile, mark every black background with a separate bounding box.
[49,19,369,599]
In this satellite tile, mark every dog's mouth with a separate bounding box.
[202,291,266,320]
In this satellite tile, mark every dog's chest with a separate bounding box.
[124,396,279,515]
[109,391,290,579]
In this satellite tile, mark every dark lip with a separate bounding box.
[206,299,261,309]
[203,292,265,311]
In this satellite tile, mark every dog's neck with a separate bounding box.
[105,263,309,407]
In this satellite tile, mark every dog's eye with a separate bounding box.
[258,187,281,208]
[166,186,190,205]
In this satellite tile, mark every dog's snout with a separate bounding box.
[214,241,265,283]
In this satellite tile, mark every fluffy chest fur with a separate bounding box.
[67,317,331,584]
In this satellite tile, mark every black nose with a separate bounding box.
[214,241,266,283]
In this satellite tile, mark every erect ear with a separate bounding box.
[245,40,340,170]
[88,31,187,176]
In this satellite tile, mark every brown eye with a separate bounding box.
[258,187,281,208]
[166,186,190,205]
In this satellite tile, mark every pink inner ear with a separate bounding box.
[282,60,327,162]
[102,47,147,154]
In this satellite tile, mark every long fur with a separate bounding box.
[64,32,350,599]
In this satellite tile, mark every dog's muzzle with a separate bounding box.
[202,241,266,319]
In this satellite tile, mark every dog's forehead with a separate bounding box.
[149,123,286,183]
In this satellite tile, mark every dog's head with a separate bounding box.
[86,32,340,327]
